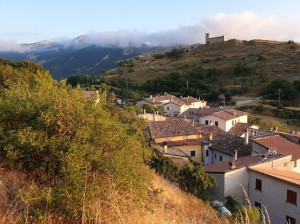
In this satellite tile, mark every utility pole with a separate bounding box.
[278,88,281,105]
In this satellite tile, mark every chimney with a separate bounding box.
[153,114,156,122]
[163,142,168,153]
[245,128,249,145]
[184,115,187,121]
[229,161,236,170]
[143,109,146,114]
[233,149,238,161]
[209,132,213,141]
[274,126,278,132]
[150,95,152,98]
[192,120,195,127]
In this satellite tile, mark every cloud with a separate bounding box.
[202,11,300,42]
[75,11,300,47]
[2,11,300,50]
[0,40,29,52]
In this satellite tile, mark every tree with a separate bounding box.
[261,78,298,100]
[142,103,156,114]
[0,69,151,219]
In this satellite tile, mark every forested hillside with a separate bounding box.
[0,59,229,223]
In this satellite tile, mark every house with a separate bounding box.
[205,154,294,205]
[138,94,207,116]
[137,113,167,122]
[179,108,249,132]
[137,94,176,107]
[248,168,300,224]
[251,134,300,172]
[204,134,252,165]
[148,118,224,163]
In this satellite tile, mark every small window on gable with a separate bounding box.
[287,190,297,205]
[286,216,296,224]
[215,121,218,127]
[206,150,209,157]
[219,155,223,161]
[205,120,209,125]
[190,151,196,157]
[255,179,262,191]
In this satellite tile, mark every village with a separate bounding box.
[136,92,300,224]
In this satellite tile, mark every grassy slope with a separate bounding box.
[0,169,228,224]
[104,40,300,96]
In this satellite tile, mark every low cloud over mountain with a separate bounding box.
[1,11,300,52]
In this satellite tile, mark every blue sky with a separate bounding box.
[1,0,300,46]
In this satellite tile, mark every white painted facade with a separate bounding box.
[209,168,249,204]
[163,102,189,116]
[248,170,300,224]
[199,114,248,132]
[207,156,294,206]
[204,145,232,165]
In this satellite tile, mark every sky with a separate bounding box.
[1,0,300,49]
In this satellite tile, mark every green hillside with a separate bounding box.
[103,39,300,101]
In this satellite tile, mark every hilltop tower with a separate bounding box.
[205,33,210,44]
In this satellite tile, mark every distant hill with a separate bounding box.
[0,37,169,80]
[104,39,300,97]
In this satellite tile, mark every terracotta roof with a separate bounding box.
[155,147,189,157]
[158,139,204,147]
[249,168,300,186]
[149,118,201,138]
[181,96,206,103]
[212,109,249,121]
[252,135,300,161]
[205,155,285,173]
[169,157,188,168]
[209,134,252,157]
[228,123,251,136]
[149,118,226,141]
[179,108,224,120]
[165,98,190,106]
[279,132,300,145]
[144,94,175,104]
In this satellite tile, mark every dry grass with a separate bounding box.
[1,168,269,224]
[104,40,300,96]
[0,168,229,224]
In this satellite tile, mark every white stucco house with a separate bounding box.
[179,108,249,132]
[138,94,207,116]
[205,155,294,205]
[248,168,300,224]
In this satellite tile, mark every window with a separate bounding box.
[190,151,196,157]
[254,201,261,209]
[167,107,170,110]
[286,216,296,224]
[205,120,209,125]
[219,155,223,161]
[287,190,297,205]
[254,202,262,214]
[215,121,218,127]
[255,179,262,191]
[214,154,216,159]
[206,150,209,157]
